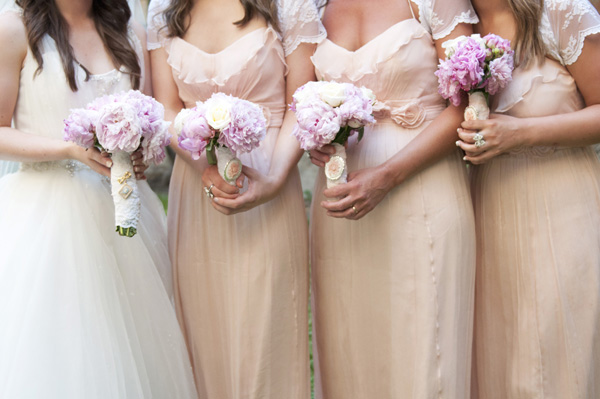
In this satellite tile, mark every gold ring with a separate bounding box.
[352,205,358,215]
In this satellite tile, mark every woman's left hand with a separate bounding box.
[456,114,524,164]
[130,149,149,180]
[321,165,393,220]
[211,166,280,215]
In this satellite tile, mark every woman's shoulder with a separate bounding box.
[0,11,28,62]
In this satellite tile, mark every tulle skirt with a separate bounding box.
[0,163,197,398]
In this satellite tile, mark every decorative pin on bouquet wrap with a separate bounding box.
[435,34,514,141]
[63,90,171,237]
[290,81,376,189]
[174,93,266,185]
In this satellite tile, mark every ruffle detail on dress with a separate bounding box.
[562,24,600,65]
[167,27,283,87]
[493,65,563,113]
[312,21,428,82]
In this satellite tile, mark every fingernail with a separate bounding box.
[457,128,460,133]
[213,198,219,203]
[463,156,467,161]
[455,140,461,147]
[106,161,113,167]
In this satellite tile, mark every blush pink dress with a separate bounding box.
[147,1,325,398]
[471,1,600,398]
[309,1,478,398]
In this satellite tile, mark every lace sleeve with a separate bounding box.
[277,0,326,57]
[146,0,170,51]
[543,0,600,65]
[410,0,478,41]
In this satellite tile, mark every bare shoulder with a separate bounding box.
[0,12,28,60]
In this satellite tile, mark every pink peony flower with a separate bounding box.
[176,104,214,160]
[486,52,514,95]
[219,99,266,155]
[338,85,375,127]
[95,101,142,153]
[292,101,342,150]
[63,108,97,148]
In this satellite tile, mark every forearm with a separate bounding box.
[0,127,73,162]
[266,111,304,185]
[519,104,600,148]
[382,105,465,187]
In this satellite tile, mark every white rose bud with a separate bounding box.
[441,35,467,58]
[318,82,346,108]
[205,99,232,131]
[348,119,362,129]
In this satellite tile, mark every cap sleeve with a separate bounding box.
[543,0,600,65]
[146,0,170,50]
[277,0,326,57]
[410,0,478,41]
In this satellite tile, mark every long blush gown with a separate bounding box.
[472,1,600,398]
[0,12,197,399]
[147,1,325,398]
[309,1,478,398]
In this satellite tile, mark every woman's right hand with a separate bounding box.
[308,144,336,167]
[201,164,243,203]
[67,143,112,177]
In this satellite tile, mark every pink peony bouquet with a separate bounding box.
[435,34,514,121]
[290,81,376,189]
[174,92,266,185]
[64,90,171,237]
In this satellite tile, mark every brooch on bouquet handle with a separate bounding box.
[63,90,172,237]
[174,93,267,186]
[435,34,514,147]
[290,81,376,190]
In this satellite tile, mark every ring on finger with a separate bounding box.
[352,205,358,215]
[204,183,215,199]
[473,133,486,148]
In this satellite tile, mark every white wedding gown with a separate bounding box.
[0,23,198,399]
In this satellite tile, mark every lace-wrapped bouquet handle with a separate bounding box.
[63,90,171,237]
[435,34,515,121]
[174,93,266,185]
[290,81,376,189]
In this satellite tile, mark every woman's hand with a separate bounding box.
[130,149,148,180]
[68,144,112,177]
[320,165,394,220]
[308,144,336,167]
[456,114,525,164]
[201,164,243,211]
[211,166,280,215]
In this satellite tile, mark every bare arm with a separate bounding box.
[459,34,600,163]
[0,13,111,175]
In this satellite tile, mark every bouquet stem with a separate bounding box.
[465,91,490,121]
[110,151,140,237]
[325,143,348,190]
[217,146,243,186]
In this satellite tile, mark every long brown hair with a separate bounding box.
[17,0,141,91]
[161,0,280,39]
[507,0,546,67]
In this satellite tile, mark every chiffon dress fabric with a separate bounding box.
[147,1,325,398]
[309,1,478,398]
[0,12,197,399]
[471,1,600,398]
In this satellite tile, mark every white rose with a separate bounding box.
[173,108,194,134]
[205,98,232,131]
[441,35,468,58]
[347,119,362,129]
[318,82,346,107]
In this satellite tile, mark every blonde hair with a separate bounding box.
[507,0,546,67]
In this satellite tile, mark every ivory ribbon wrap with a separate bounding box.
[110,151,140,237]
[325,143,348,189]
[465,91,490,121]
[217,146,242,186]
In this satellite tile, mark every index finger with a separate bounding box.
[461,119,488,131]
